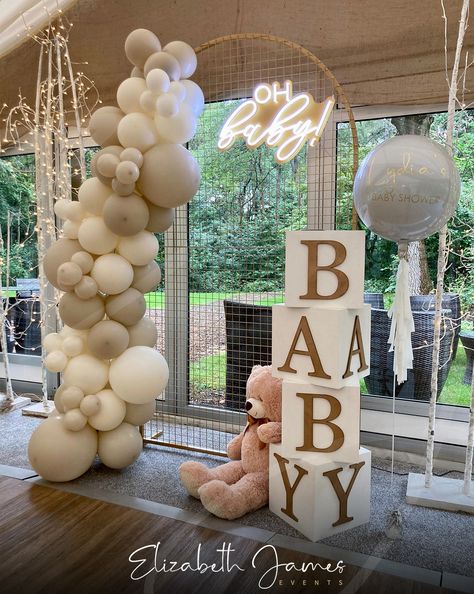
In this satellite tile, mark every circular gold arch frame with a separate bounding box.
[194,33,359,229]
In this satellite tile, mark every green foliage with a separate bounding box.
[189,352,226,391]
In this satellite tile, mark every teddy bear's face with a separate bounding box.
[245,365,282,422]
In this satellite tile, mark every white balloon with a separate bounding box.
[61,386,85,410]
[54,199,71,220]
[117,77,147,114]
[74,276,99,300]
[131,66,144,78]
[181,80,204,116]
[155,103,197,144]
[62,220,80,240]
[57,261,83,287]
[124,399,155,425]
[117,231,159,266]
[155,93,179,118]
[87,389,126,431]
[115,160,140,184]
[111,178,136,196]
[62,335,84,357]
[64,201,85,222]
[71,251,94,274]
[168,81,186,102]
[28,414,97,482]
[109,346,169,404]
[78,217,119,255]
[117,113,158,153]
[121,147,144,168]
[44,332,63,352]
[63,354,109,394]
[64,408,88,431]
[145,68,170,94]
[98,422,142,469]
[89,106,124,147]
[139,90,158,114]
[125,29,161,69]
[97,153,120,178]
[53,383,68,414]
[91,253,134,295]
[80,394,101,416]
[163,40,197,79]
[78,178,112,216]
[44,350,68,373]
[127,317,157,348]
[144,51,180,80]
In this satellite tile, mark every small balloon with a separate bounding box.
[115,160,140,184]
[127,317,157,348]
[111,178,136,196]
[44,238,82,289]
[89,106,124,147]
[54,199,71,220]
[44,350,68,373]
[91,253,134,295]
[139,90,158,114]
[155,93,179,117]
[117,112,158,153]
[61,386,85,411]
[121,147,144,168]
[168,81,186,102]
[144,51,181,80]
[62,335,84,357]
[105,288,147,327]
[97,153,120,178]
[71,251,94,274]
[145,68,170,94]
[44,332,63,352]
[163,40,197,79]
[65,201,86,222]
[80,394,101,417]
[57,261,83,287]
[132,261,161,293]
[64,408,88,431]
[62,220,80,240]
[91,146,122,185]
[74,275,99,300]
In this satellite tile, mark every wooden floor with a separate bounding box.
[0,477,456,594]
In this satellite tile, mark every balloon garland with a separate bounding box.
[353,134,460,384]
[28,29,203,481]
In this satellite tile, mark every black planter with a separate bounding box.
[224,300,272,409]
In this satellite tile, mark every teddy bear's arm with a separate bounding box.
[227,431,244,459]
[257,421,282,444]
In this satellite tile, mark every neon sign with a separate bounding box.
[218,80,335,164]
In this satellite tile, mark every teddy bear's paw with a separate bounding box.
[198,480,237,519]
[179,461,214,498]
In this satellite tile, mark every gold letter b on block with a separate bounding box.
[296,392,345,453]
[300,240,349,300]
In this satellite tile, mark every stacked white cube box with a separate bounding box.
[269,230,372,541]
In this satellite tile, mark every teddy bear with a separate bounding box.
[179,365,282,520]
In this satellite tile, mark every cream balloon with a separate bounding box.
[78,216,118,255]
[145,68,170,94]
[63,354,109,394]
[181,80,204,116]
[89,106,124,147]
[97,153,120,178]
[102,193,149,237]
[91,146,122,185]
[115,160,140,184]
[44,332,63,352]
[138,144,200,208]
[125,29,161,69]
[87,389,126,431]
[117,113,158,153]
[64,201,86,222]
[61,386,85,411]
[57,262,83,287]
[163,40,197,79]
[127,317,157,348]
[62,220,80,240]
[111,178,136,196]
[117,231,158,266]
[139,90,158,114]
[91,253,134,295]
[121,147,144,168]
[44,350,68,373]
[64,408,88,431]
[54,199,71,220]
[155,103,197,144]
[62,335,84,357]
[80,394,101,417]
[87,319,130,359]
[124,400,155,425]
[78,177,112,216]
[71,251,94,274]
[105,288,146,327]
[109,346,169,404]
[117,77,147,114]
[53,383,68,414]
[132,261,161,293]
[74,276,99,300]
[44,238,82,289]
[168,81,186,102]
[144,51,180,80]
[59,293,105,330]
[146,202,175,233]
[98,422,143,469]
[28,415,97,482]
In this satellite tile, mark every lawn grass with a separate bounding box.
[437,346,471,406]
[189,352,226,391]
[145,291,238,309]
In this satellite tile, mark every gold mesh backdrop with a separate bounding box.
[144,34,358,455]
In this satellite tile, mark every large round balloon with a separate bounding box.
[138,144,200,208]
[87,389,126,431]
[78,177,112,215]
[43,238,82,289]
[63,354,109,394]
[105,288,147,327]
[78,216,119,255]
[89,106,124,147]
[91,253,134,295]
[87,319,130,359]
[353,135,460,242]
[98,422,142,469]
[59,293,105,330]
[127,317,157,348]
[109,346,169,403]
[125,29,161,69]
[102,193,150,236]
[28,414,97,482]
[132,261,161,293]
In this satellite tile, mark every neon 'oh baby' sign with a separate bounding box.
[218,80,335,164]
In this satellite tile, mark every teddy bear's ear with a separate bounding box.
[251,365,263,374]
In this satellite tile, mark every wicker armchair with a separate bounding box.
[365,308,455,400]
[224,300,272,409]
[364,293,384,308]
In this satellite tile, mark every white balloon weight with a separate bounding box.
[98,422,143,469]
[63,354,109,395]
[117,112,158,153]
[28,414,97,482]
[155,103,197,144]
[353,135,461,242]
[87,389,126,431]
[91,253,134,295]
[117,231,159,266]
[124,400,155,425]
[138,144,200,208]
[109,346,169,404]
[78,216,118,255]
[163,40,197,79]
[117,77,147,114]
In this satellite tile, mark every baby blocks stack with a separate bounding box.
[269,230,372,542]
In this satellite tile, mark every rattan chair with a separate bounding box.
[364,292,384,308]
[365,308,455,400]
